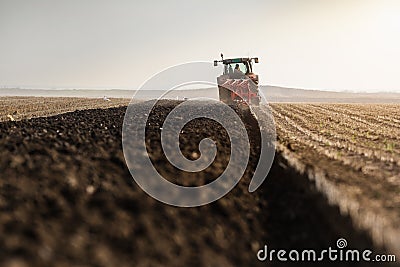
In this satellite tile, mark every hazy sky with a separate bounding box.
[0,0,399,92]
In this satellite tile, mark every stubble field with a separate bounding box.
[0,97,129,122]
[270,103,400,257]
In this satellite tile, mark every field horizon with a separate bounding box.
[2,86,400,103]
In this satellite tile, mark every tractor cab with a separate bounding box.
[217,58,255,76]
[214,54,260,105]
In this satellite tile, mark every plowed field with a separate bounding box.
[0,97,397,266]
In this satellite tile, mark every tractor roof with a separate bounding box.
[222,58,251,65]
[213,55,259,66]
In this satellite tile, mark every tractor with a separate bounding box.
[214,54,260,106]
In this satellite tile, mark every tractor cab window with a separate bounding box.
[233,63,248,74]
[222,60,252,76]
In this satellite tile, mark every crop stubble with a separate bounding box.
[271,103,400,257]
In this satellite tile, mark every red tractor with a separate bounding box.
[214,54,260,106]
